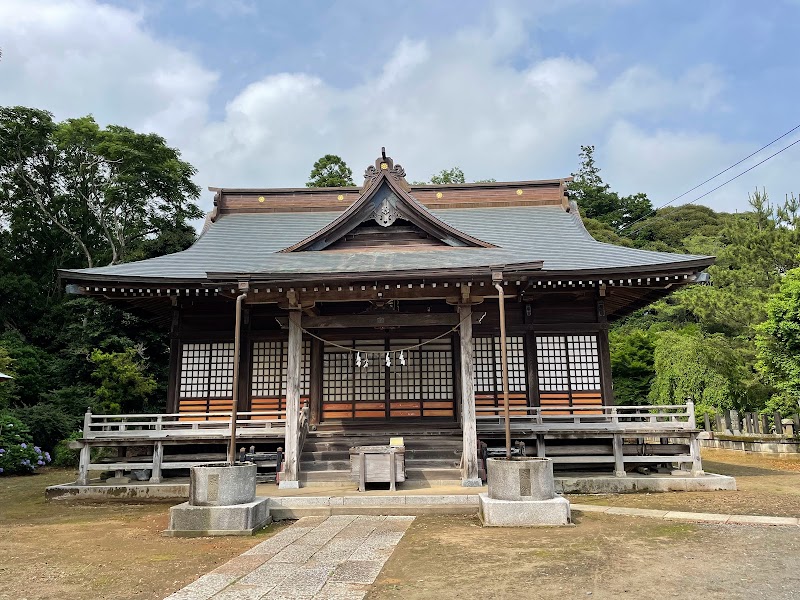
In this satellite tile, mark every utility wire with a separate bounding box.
[619,124,800,234]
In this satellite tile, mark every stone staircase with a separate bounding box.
[299,428,463,484]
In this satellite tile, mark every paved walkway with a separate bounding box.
[165,515,414,600]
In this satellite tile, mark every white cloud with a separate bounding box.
[2,0,795,216]
[0,0,216,145]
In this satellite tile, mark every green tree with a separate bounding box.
[756,268,800,414]
[306,154,355,187]
[430,167,465,185]
[648,329,750,413]
[569,145,653,231]
[0,106,202,268]
[610,329,656,405]
[90,347,157,414]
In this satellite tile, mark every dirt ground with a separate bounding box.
[0,469,281,600]
[568,448,800,517]
[369,449,800,600]
[368,512,800,600]
[2,449,800,600]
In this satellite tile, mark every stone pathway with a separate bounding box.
[164,515,414,600]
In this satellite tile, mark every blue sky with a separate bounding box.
[2,0,799,213]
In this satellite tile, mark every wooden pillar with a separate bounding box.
[612,434,626,477]
[689,432,704,476]
[597,326,615,406]
[149,441,163,483]
[280,310,302,489]
[166,301,181,413]
[458,303,481,487]
[77,443,91,485]
[309,338,323,426]
[237,306,251,412]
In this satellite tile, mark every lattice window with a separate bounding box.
[421,339,454,399]
[322,338,455,414]
[389,339,420,401]
[474,336,527,395]
[474,338,496,393]
[323,343,353,403]
[535,336,570,392]
[566,335,600,391]
[535,335,601,392]
[179,342,234,398]
[251,340,310,397]
[353,341,386,402]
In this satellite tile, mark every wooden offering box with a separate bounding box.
[350,445,405,491]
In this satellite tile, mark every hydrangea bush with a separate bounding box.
[0,412,51,475]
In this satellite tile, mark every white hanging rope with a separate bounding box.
[297,311,486,359]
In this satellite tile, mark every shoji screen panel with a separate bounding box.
[535,334,602,413]
[250,340,310,418]
[178,342,234,419]
[474,336,529,415]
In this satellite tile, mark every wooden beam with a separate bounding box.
[275,312,485,330]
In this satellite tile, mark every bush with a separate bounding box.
[52,431,83,467]
[0,412,51,475]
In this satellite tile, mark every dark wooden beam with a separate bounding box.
[274,311,487,329]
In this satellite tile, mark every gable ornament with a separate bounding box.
[373,197,399,227]
[363,147,408,188]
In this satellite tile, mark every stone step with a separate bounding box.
[406,467,462,482]
[302,460,352,472]
[300,448,462,462]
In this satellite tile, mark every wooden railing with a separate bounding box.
[476,402,697,432]
[82,408,290,440]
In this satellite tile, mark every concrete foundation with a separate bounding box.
[165,497,270,536]
[556,472,737,494]
[479,493,571,526]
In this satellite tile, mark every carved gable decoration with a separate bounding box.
[281,149,496,253]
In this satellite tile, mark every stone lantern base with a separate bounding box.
[165,463,270,537]
[480,457,571,527]
[478,493,570,527]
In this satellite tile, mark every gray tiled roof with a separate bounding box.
[62,206,711,281]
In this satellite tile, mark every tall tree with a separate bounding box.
[569,145,653,231]
[756,268,800,414]
[306,154,355,187]
[0,106,202,268]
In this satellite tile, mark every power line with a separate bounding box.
[619,124,800,234]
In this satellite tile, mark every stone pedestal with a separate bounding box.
[190,463,257,506]
[165,498,270,536]
[166,463,270,536]
[479,493,570,526]
[479,457,570,527]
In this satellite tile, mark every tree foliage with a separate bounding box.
[756,268,800,414]
[429,167,466,185]
[0,105,200,450]
[90,348,157,414]
[306,154,355,187]
[0,106,202,268]
[569,145,653,231]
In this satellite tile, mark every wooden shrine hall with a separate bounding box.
[60,150,715,489]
